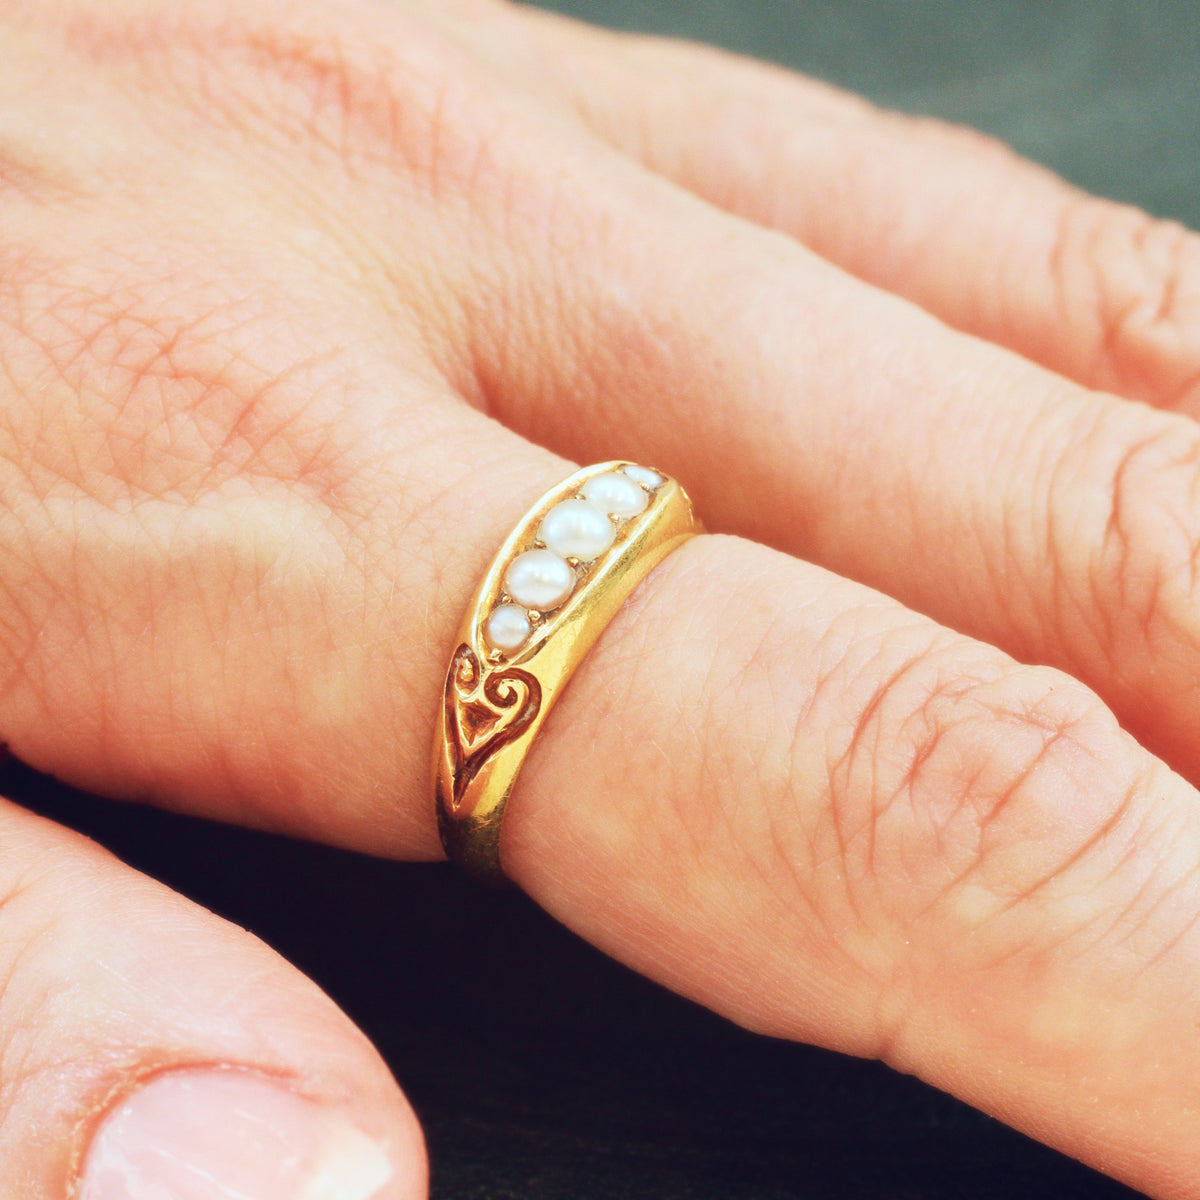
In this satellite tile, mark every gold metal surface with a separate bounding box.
[433,462,702,885]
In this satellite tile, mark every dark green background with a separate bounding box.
[529,0,1200,228]
[12,4,1199,1200]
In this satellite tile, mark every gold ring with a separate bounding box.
[433,461,703,884]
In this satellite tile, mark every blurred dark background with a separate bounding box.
[11,3,1199,1198]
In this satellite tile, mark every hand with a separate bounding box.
[3,0,1199,1195]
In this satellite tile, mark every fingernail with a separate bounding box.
[79,1068,395,1200]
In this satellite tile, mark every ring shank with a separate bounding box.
[432,463,702,885]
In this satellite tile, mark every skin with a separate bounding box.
[1,0,1200,1194]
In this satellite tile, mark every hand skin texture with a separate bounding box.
[2,0,1200,1196]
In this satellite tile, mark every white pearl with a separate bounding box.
[581,471,648,518]
[504,549,575,610]
[622,463,663,490]
[485,604,531,652]
[537,499,615,561]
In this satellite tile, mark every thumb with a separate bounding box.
[0,796,424,1200]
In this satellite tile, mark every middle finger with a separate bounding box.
[437,79,1200,786]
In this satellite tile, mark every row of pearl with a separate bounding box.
[484,465,664,654]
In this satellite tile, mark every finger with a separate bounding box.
[0,322,560,858]
[367,35,1200,798]
[491,3,1200,417]
[506,534,1200,1200]
[0,0,558,854]
[0,796,424,1197]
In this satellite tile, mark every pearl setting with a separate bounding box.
[503,549,575,611]
[537,498,615,560]
[581,471,648,518]
[482,463,665,656]
[484,604,533,653]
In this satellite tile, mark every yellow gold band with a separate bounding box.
[433,461,702,884]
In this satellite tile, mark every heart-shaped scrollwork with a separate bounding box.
[444,644,542,812]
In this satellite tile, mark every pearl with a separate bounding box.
[504,549,575,610]
[485,604,531,652]
[537,499,615,561]
[622,463,663,490]
[581,471,648,518]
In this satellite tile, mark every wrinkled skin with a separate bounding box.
[3,0,1200,1196]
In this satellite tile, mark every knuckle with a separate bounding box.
[839,641,1200,1075]
[1054,410,1200,662]
[1050,197,1200,406]
[834,638,1145,957]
